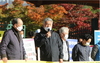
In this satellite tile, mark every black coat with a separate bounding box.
[34,27,63,61]
[91,44,99,61]
[0,27,26,60]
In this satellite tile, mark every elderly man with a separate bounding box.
[59,27,70,61]
[34,18,63,63]
[0,18,27,62]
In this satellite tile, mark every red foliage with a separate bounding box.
[59,4,76,11]
[53,4,98,38]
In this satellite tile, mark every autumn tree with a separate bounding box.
[0,0,67,37]
[53,4,99,38]
[0,0,99,38]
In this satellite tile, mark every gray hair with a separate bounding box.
[43,17,53,24]
[59,27,69,33]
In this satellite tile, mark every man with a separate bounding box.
[72,34,92,61]
[91,18,100,61]
[77,36,83,43]
[91,41,100,61]
[59,27,70,61]
[34,18,63,63]
[0,18,27,62]
[28,31,35,38]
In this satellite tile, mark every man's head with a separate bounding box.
[82,34,93,46]
[59,27,69,41]
[43,18,53,31]
[12,18,23,31]
[78,38,83,43]
[28,31,35,38]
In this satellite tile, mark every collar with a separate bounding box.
[12,26,18,33]
[80,42,87,47]
[40,27,53,33]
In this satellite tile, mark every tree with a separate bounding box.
[0,0,99,38]
[53,4,99,38]
[0,0,67,37]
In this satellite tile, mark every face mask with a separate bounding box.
[17,26,23,31]
[85,42,90,46]
[44,27,52,31]
[64,34,69,40]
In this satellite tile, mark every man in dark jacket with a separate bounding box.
[72,34,92,61]
[34,18,63,63]
[59,27,70,61]
[91,41,100,61]
[0,18,27,62]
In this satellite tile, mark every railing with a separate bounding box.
[69,27,92,39]
[0,21,26,38]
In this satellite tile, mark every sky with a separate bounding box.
[0,0,14,5]
[0,0,28,6]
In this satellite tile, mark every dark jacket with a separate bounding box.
[0,27,26,60]
[34,27,63,61]
[91,45,98,60]
[72,42,90,61]
[91,43,100,61]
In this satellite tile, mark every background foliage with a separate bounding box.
[0,0,99,38]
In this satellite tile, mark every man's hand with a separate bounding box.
[25,55,28,62]
[46,31,51,38]
[2,57,8,63]
[25,58,28,62]
[59,59,63,63]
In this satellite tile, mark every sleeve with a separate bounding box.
[0,31,10,58]
[34,33,47,47]
[57,33,63,59]
[91,45,98,60]
[72,45,78,61]
[66,41,70,61]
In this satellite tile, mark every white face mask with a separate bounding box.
[64,34,69,40]
[85,42,90,46]
[17,26,23,31]
[44,27,52,31]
